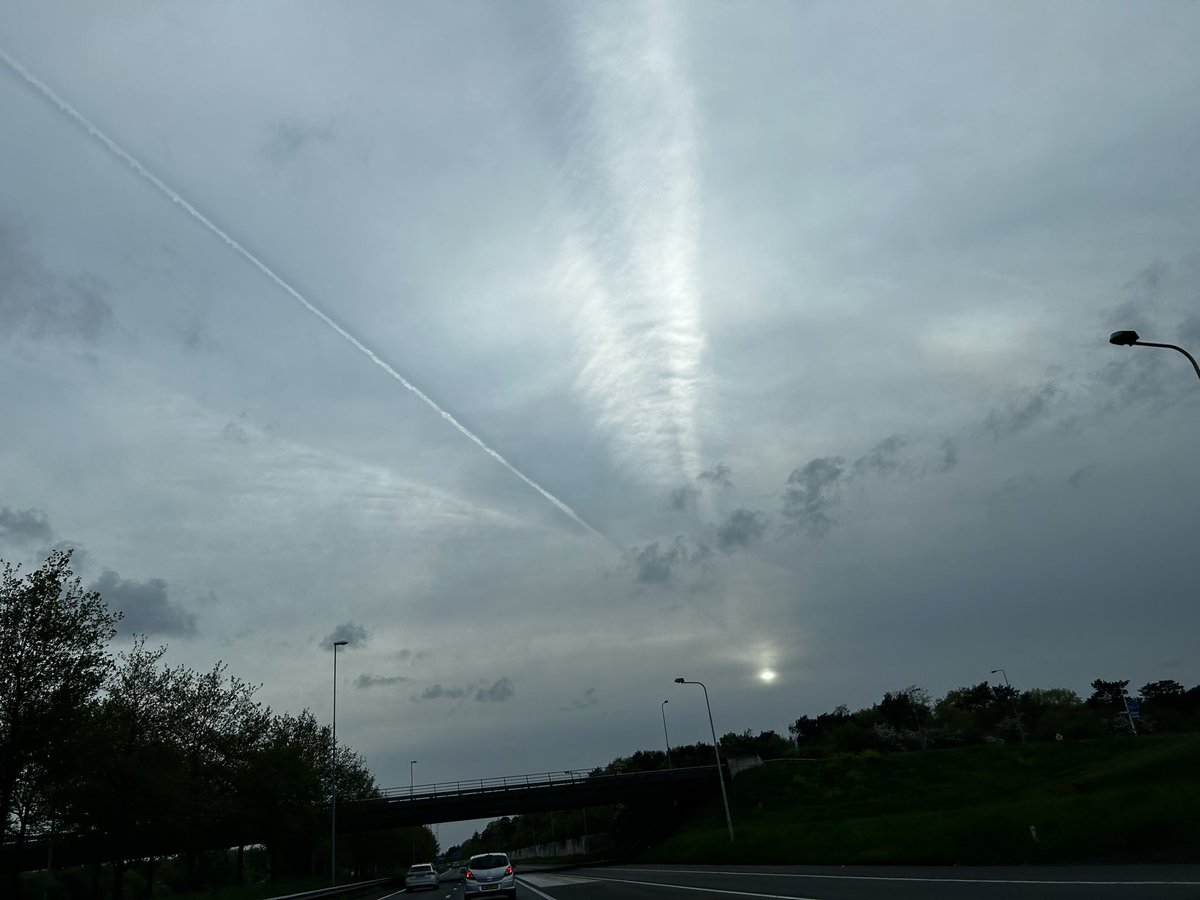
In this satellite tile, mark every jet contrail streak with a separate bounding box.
[1,48,614,548]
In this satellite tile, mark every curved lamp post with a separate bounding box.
[331,639,349,885]
[410,760,419,862]
[990,668,1027,743]
[1109,331,1200,381]
[661,699,673,769]
[674,677,734,842]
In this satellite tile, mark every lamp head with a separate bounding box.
[673,677,685,684]
[1109,330,1140,346]
[333,640,349,647]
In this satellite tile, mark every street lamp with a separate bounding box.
[410,760,418,862]
[331,639,349,885]
[990,668,1027,743]
[1109,330,1200,381]
[661,700,673,769]
[674,677,734,842]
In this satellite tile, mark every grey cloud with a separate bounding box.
[1067,463,1096,489]
[397,648,430,662]
[263,119,334,164]
[475,677,515,703]
[984,383,1061,440]
[0,220,115,343]
[632,537,709,584]
[715,508,767,552]
[781,456,846,537]
[418,683,468,701]
[937,438,959,473]
[324,621,369,648]
[222,421,251,445]
[1178,313,1200,348]
[90,569,197,637]
[698,462,733,488]
[561,688,599,711]
[0,506,54,545]
[355,673,410,689]
[668,484,700,512]
[853,434,910,476]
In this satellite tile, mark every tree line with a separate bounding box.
[2,550,426,899]
[453,676,1200,858]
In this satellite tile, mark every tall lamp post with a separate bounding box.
[410,760,418,863]
[990,668,1027,743]
[1109,331,1200,381]
[661,699,673,768]
[331,639,349,885]
[674,677,734,842]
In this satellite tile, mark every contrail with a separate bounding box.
[1,48,614,547]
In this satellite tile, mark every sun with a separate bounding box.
[759,668,777,683]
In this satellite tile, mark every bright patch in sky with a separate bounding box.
[759,669,777,684]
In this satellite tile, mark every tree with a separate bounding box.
[1,550,119,878]
[1087,679,1131,710]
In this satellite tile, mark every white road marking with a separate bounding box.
[376,889,408,899]
[515,879,561,900]
[520,874,597,887]
[533,874,819,899]
[599,867,1200,887]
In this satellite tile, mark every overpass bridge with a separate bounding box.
[337,764,721,832]
[1,764,723,872]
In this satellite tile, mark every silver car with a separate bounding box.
[405,862,439,892]
[463,852,516,898]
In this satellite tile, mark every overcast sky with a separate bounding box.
[3,1,1200,848]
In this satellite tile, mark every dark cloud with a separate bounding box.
[853,434,910,476]
[90,569,197,637]
[632,537,709,584]
[0,220,115,343]
[263,119,334,164]
[668,484,700,512]
[560,688,599,711]
[781,456,846,537]
[324,621,369,648]
[475,677,514,703]
[355,673,409,689]
[698,462,733,488]
[0,506,54,545]
[222,421,251,445]
[937,438,959,473]
[715,508,767,552]
[1067,463,1096,489]
[983,383,1061,440]
[418,683,468,701]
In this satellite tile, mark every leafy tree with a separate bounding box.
[1087,678,1130,710]
[1,550,118,883]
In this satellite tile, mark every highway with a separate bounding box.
[394,864,1200,900]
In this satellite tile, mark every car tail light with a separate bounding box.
[465,870,474,880]
[505,866,513,875]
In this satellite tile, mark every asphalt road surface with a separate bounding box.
[396,864,1200,900]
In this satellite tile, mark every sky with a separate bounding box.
[2,1,1200,848]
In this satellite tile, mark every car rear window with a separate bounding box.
[470,854,508,869]
[408,864,432,872]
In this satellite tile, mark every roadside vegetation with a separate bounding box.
[460,677,1200,865]
[2,551,433,900]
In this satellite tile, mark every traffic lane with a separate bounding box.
[515,864,1200,900]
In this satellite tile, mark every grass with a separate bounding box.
[644,733,1200,865]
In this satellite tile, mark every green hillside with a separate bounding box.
[645,733,1200,865]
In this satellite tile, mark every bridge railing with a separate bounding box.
[371,764,719,804]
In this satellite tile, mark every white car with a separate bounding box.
[405,862,439,892]
[463,852,516,898]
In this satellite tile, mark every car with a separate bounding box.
[463,851,516,898]
[404,862,439,892]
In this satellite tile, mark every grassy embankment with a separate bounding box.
[646,732,1200,865]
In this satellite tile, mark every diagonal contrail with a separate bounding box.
[1,48,614,547]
